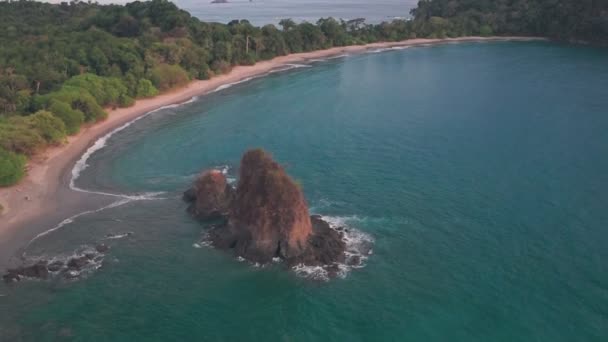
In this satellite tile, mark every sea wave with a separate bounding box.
[25,198,133,249]
[369,46,410,54]
[292,215,374,281]
[104,232,134,240]
[210,76,257,93]
[327,54,350,60]
[41,95,200,244]
[269,63,312,74]
[308,54,350,63]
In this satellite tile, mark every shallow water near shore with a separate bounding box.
[2,41,608,341]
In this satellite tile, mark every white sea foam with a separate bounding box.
[369,48,391,54]
[26,198,132,249]
[308,54,349,63]
[36,97,202,244]
[369,46,410,54]
[209,63,315,93]
[70,96,197,198]
[19,244,108,282]
[292,264,330,281]
[215,164,237,184]
[105,232,133,240]
[285,63,312,68]
[327,54,350,60]
[292,214,374,281]
[193,243,202,249]
[211,76,256,93]
[269,63,312,74]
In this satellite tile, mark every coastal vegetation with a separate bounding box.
[0,0,606,186]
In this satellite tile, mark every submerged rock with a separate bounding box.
[95,243,109,253]
[185,170,234,220]
[67,256,89,269]
[47,261,65,272]
[3,261,49,282]
[187,149,347,271]
[3,245,110,283]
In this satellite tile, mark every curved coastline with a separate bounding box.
[0,36,545,268]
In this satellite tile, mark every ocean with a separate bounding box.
[1,41,608,341]
[177,0,418,25]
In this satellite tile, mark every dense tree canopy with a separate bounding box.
[411,0,608,41]
[0,0,606,186]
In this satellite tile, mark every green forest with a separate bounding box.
[0,0,606,186]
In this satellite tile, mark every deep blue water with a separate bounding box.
[1,41,608,341]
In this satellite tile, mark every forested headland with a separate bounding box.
[0,0,606,186]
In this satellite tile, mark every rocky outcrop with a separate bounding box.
[187,149,346,269]
[184,170,234,220]
[3,243,109,283]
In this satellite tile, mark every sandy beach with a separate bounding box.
[0,36,544,266]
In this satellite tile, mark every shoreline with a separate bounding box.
[0,36,545,267]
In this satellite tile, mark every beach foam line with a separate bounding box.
[24,198,133,250]
[210,76,258,93]
[327,53,350,59]
[210,63,313,92]
[269,63,312,74]
[70,97,198,199]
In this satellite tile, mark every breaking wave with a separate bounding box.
[25,199,132,249]
[292,215,374,281]
[368,46,411,53]
[211,76,257,93]
[269,63,312,74]
[70,96,200,199]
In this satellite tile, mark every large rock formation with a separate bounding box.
[185,149,346,267]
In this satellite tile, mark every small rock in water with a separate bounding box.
[346,255,361,266]
[3,261,50,282]
[95,243,109,253]
[187,170,234,220]
[182,187,197,202]
[67,256,89,269]
[47,261,64,272]
[2,272,20,283]
[65,270,80,279]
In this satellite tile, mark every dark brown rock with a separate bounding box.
[187,170,234,220]
[182,187,197,202]
[67,256,89,269]
[3,261,49,281]
[95,243,109,253]
[47,261,64,272]
[3,272,20,283]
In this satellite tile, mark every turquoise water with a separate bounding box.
[2,42,608,340]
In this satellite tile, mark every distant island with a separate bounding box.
[210,0,228,3]
[0,0,606,190]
